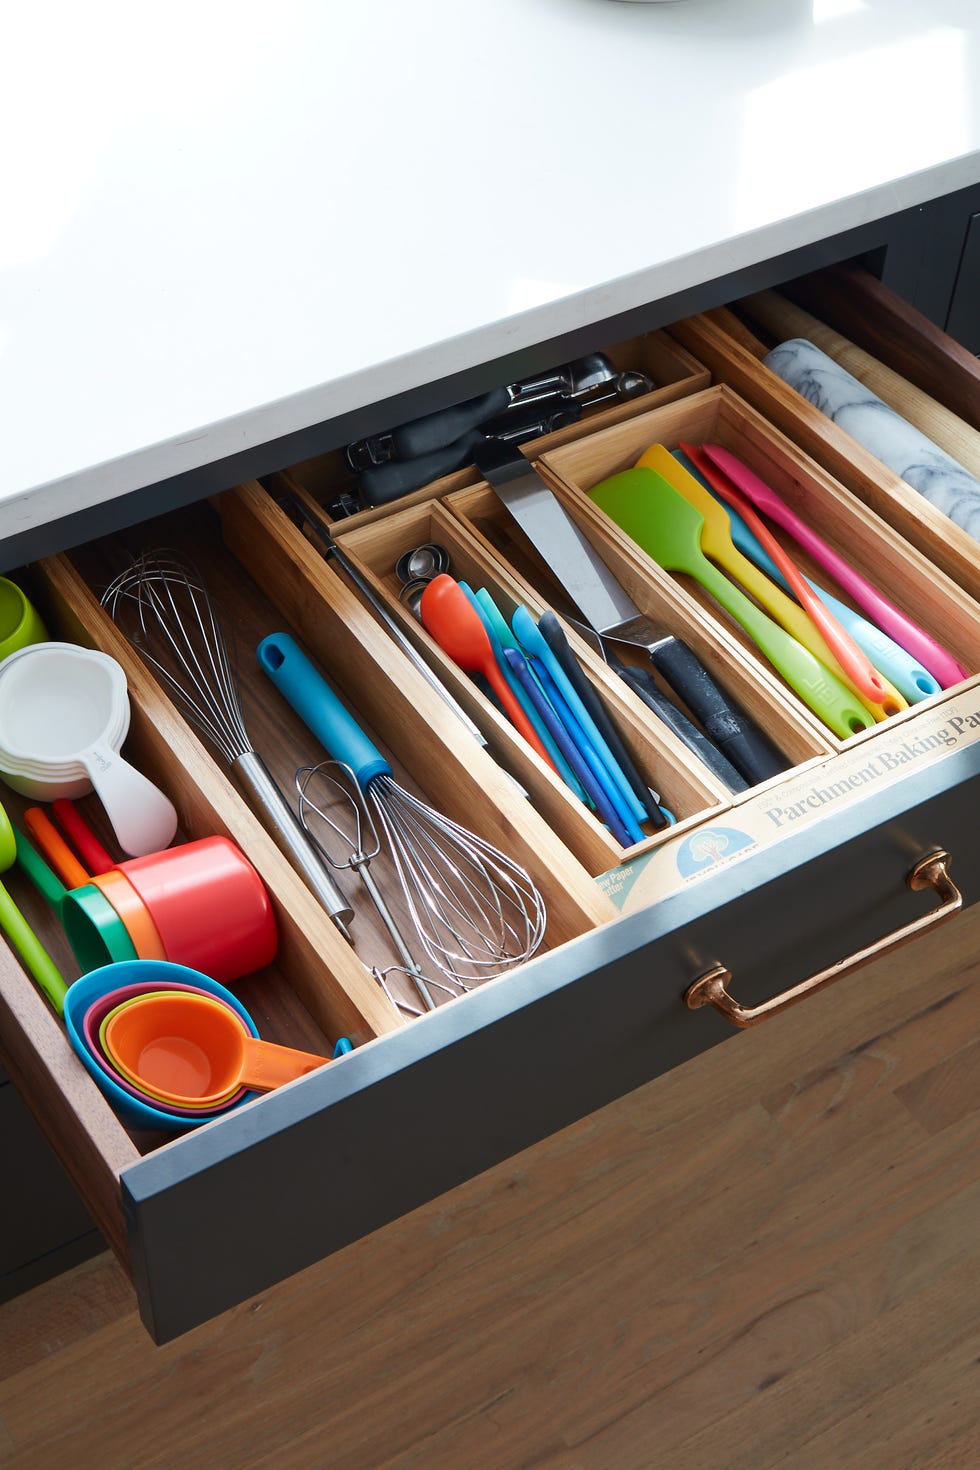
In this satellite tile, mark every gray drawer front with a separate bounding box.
[946,211,980,353]
[123,745,980,1342]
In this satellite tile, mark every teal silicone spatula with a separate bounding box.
[588,469,876,739]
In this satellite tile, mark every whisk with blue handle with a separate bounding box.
[257,632,547,988]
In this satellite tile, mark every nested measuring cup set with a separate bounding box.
[0,576,348,1130]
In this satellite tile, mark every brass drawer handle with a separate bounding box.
[684,849,961,1029]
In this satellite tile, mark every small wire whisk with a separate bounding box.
[259,631,547,990]
[100,549,354,938]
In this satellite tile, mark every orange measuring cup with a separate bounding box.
[102,990,330,1107]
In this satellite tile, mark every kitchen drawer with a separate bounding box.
[668,264,980,601]
[2,315,980,1348]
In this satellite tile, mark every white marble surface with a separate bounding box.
[764,339,980,538]
[2,0,980,538]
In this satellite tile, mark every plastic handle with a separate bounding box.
[673,450,939,705]
[80,744,178,858]
[607,655,748,793]
[0,878,67,1015]
[666,445,900,717]
[502,648,632,846]
[536,612,667,829]
[358,430,486,506]
[23,807,90,889]
[52,799,116,875]
[257,633,392,785]
[13,824,69,907]
[512,606,648,828]
[391,387,510,458]
[689,550,875,739]
[239,1035,329,1092]
[700,443,969,689]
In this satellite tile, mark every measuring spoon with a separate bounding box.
[588,470,876,739]
[638,446,903,720]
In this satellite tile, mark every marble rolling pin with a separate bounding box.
[738,292,980,540]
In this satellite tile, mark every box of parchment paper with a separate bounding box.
[597,685,980,916]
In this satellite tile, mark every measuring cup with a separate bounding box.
[0,577,48,662]
[62,960,262,1131]
[0,642,178,856]
[103,990,330,1108]
[0,801,67,1013]
[97,990,247,1111]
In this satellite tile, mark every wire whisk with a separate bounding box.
[259,631,547,990]
[100,549,354,937]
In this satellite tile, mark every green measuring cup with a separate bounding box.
[13,824,138,1002]
[589,469,875,740]
[0,802,67,1014]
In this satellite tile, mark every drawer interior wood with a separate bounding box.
[536,384,980,749]
[330,497,732,873]
[273,330,709,529]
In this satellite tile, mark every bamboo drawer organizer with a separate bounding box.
[2,279,980,1342]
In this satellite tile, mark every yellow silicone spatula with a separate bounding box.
[636,445,905,722]
[588,468,876,739]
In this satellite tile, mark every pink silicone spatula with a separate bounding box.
[700,444,968,689]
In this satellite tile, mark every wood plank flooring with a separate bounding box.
[1,904,978,1469]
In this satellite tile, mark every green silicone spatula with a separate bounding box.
[588,469,875,739]
[636,446,904,722]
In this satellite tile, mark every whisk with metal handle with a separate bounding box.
[295,760,464,1014]
[259,632,547,988]
[100,550,354,939]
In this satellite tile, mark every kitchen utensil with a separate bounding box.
[0,576,48,661]
[24,801,275,982]
[473,440,787,787]
[510,604,647,840]
[394,544,452,584]
[672,448,941,705]
[0,802,67,1013]
[296,762,464,1013]
[82,980,252,1116]
[501,649,632,846]
[101,550,354,939]
[642,444,899,714]
[279,491,487,750]
[52,797,116,874]
[699,443,970,687]
[535,612,669,828]
[103,990,330,1107]
[0,642,178,856]
[418,576,557,768]
[22,805,167,961]
[589,469,876,739]
[257,632,546,987]
[13,821,139,984]
[98,991,248,1109]
[470,588,582,796]
[62,961,263,1131]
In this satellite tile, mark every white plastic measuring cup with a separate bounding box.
[0,643,178,857]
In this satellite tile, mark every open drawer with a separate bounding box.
[3,318,980,1348]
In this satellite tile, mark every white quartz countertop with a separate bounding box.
[3,0,980,540]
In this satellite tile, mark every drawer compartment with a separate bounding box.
[669,267,980,601]
[326,495,733,873]
[533,385,980,748]
[275,330,709,527]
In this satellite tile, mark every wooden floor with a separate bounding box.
[1,904,978,1469]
